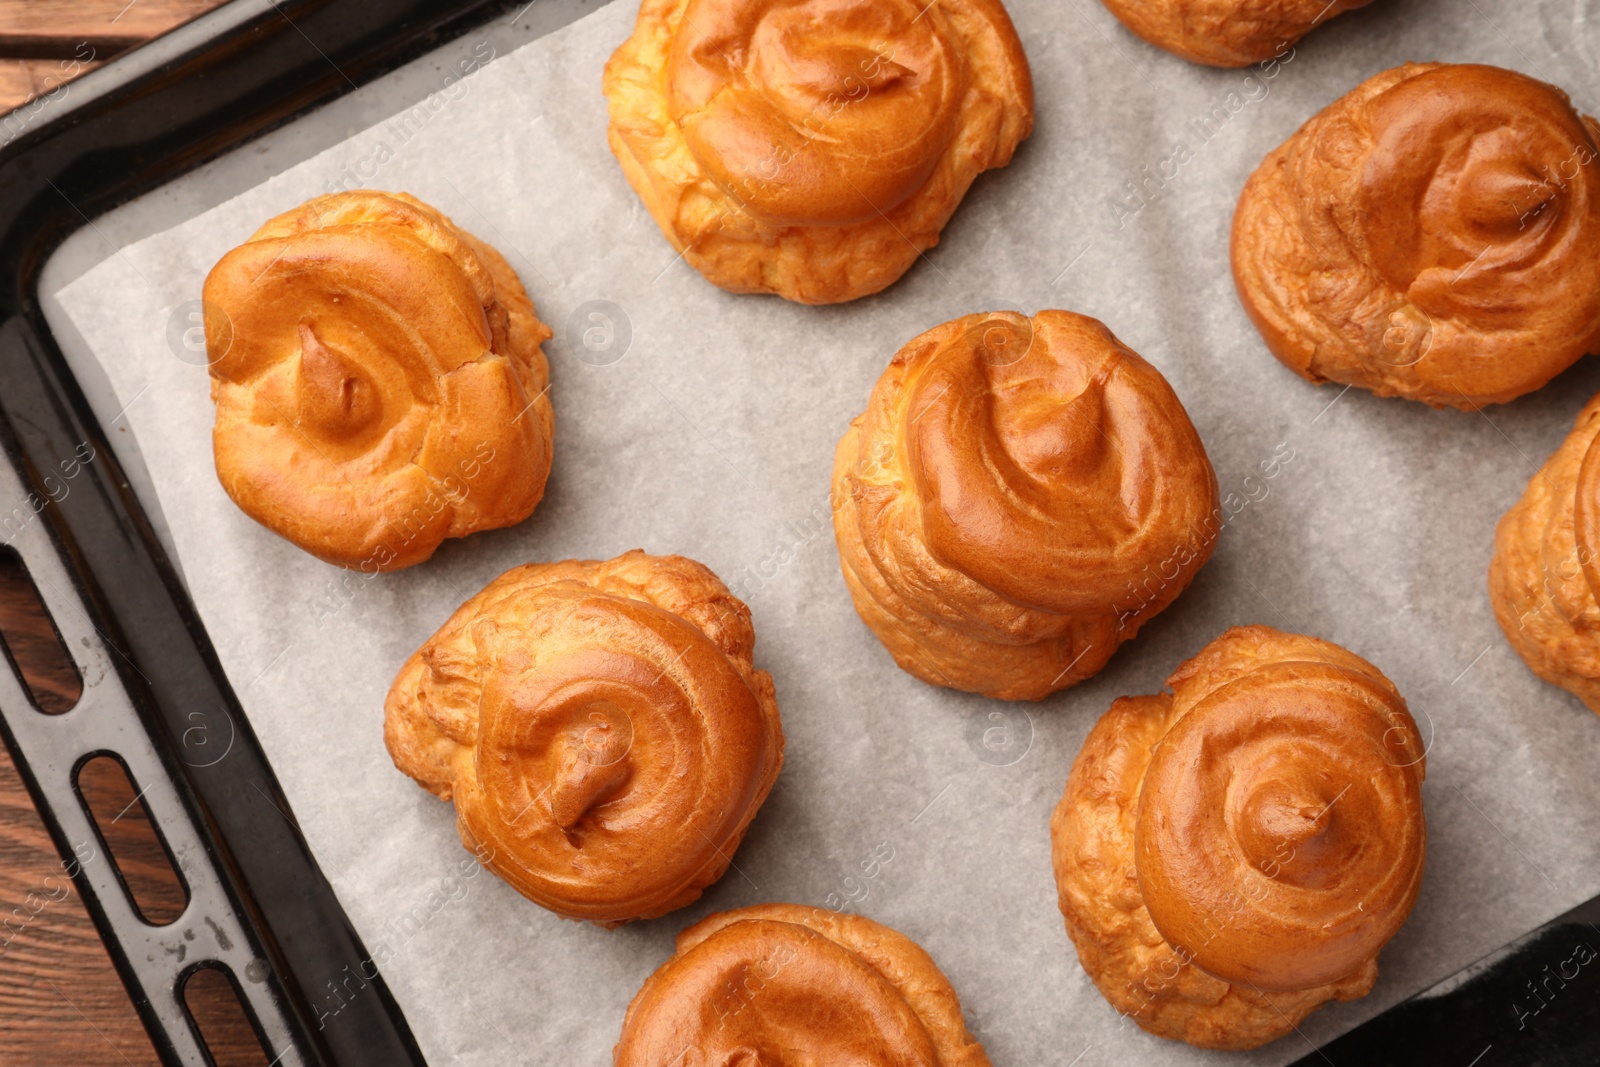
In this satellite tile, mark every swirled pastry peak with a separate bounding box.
[832,310,1219,700]
[614,904,990,1065]
[1051,626,1426,1049]
[202,191,555,570]
[384,552,784,925]
[1233,64,1600,408]
[604,0,1033,303]
[1490,391,1600,714]
[1100,0,1373,67]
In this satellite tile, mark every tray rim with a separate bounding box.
[4,1,1599,1064]
[0,1,574,1062]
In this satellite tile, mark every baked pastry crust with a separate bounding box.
[603,0,1033,304]
[1050,625,1427,1050]
[614,903,989,1065]
[202,190,554,570]
[831,310,1219,701]
[1489,392,1600,713]
[1100,0,1372,67]
[1232,63,1600,410]
[384,551,784,925]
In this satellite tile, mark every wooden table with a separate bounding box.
[2,5,270,1063]
[0,561,272,1065]
[0,1,229,114]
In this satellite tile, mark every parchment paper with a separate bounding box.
[39,0,1600,1062]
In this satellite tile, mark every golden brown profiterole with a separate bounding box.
[1490,391,1600,714]
[384,551,784,926]
[614,904,989,1065]
[1232,63,1600,409]
[603,0,1034,304]
[1051,625,1427,1049]
[1100,0,1373,67]
[202,190,555,570]
[832,310,1220,700]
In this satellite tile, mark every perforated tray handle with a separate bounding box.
[0,441,305,1067]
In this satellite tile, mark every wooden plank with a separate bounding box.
[0,565,267,1063]
[0,588,162,1067]
[0,2,297,1049]
[0,57,101,116]
[0,0,228,119]
[0,0,226,58]
[0,739,161,1067]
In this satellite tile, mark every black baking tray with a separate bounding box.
[0,1,1595,1063]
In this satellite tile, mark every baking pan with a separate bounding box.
[0,0,1597,1064]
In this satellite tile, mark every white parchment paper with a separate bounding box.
[41,0,1600,1062]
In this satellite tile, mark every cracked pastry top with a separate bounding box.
[1051,625,1427,1050]
[1490,391,1600,715]
[384,551,784,926]
[831,310,1219,701]
[1232,63,1600,409]
[1099,0,1373,67]
[602,0,1034,304]
[614,903,990,1065]
[201,190,555,571]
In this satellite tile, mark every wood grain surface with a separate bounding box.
[0,57,104,115]
[4,2,312,1062]
[0,553,269,1065]
[0,0,224,113]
